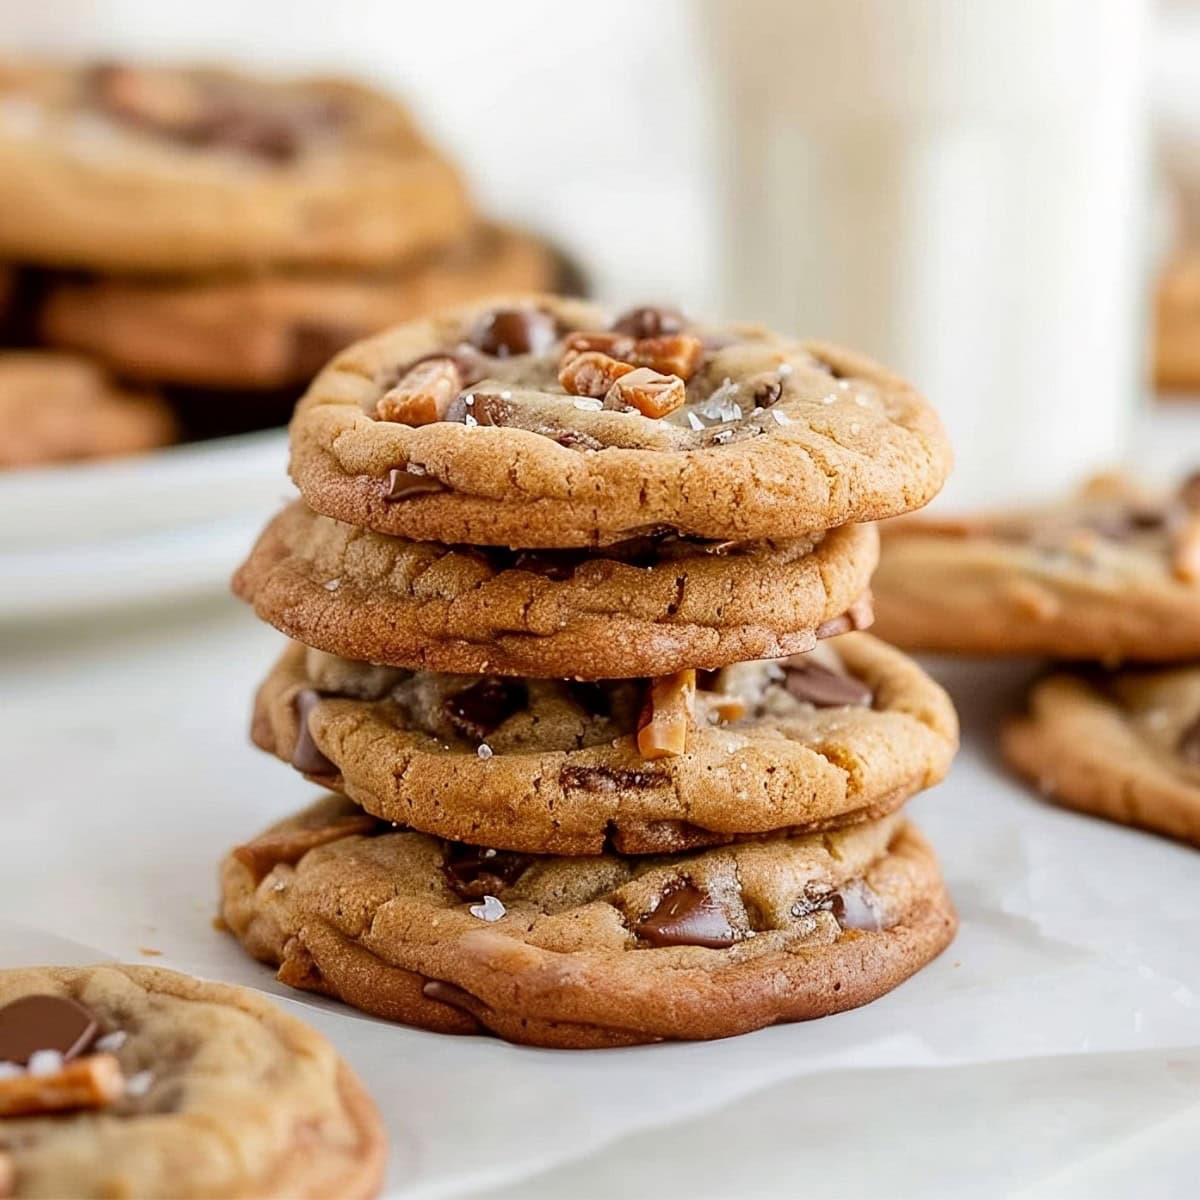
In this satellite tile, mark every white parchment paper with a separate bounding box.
[1,601,1197,1199]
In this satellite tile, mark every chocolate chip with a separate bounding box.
[291,689,337,777]
[445,391,513,427]
[784,661,873,708]
[382,467,447,501]
[289,322,360,380]
[1178,714,1200,765]
[611,306,685,339]
[565,681,612,718]
[0,995,100,1067]
[444,678,527,741]
[633,883,738,949]
[469,308,558,358]
[559,765,672,793]
[442,844,533,900]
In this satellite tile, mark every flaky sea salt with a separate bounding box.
[477,743,494,760]
[323,578,341,592]
[125,1070,155,1098]
[470,895,506,922]
[27,1049,63,1076]
[697,378,742,423]
[0,1062,22,1080]
[573,397,603,411]
[686,411,705,431]
[94,1031,127,1053]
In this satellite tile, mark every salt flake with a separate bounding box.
[469,895,506,922]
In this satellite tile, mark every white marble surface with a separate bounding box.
[1,582,1198,1198]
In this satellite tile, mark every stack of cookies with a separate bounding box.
[874,472,1200,848]
[223,295,960,1047]
[0,59,557,465]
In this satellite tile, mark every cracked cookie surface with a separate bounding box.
[39,225,554,391]
[233,501,878,678]
[288,294,951,547]
[249,632,958,855]
[0,964,384,1199]
[0,60,470,273]
[220,795,956,1048]
[873,472,1200,662]
[1005,666,1200,847]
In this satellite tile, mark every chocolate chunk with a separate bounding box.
[752,379,783,408]
[633,883,738,949]
[421,980,486,1015]
[469,308,558,358]
[784,661,873,708]
[559,765,672,792]
[565,680,612,718]
[1178,714,1200,765]
[444,678,527,741]
[382,467,447,501]
[442,844,533,900]
[445,391,513,427]
[291,689,338,777]
[831,880,886,931]
[289,321,360,380]
[0,995,99,1067]
[234,813,379,883]
[611,306,685,339]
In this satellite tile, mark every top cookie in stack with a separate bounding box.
[0,60,558,456]
[226,295,959,1047]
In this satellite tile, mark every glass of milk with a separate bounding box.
[703,0,1150,509]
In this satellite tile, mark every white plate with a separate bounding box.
[0,430,290,620]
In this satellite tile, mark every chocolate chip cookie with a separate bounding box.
[39,225,555,392]
[0,352,175,468]
[220,795,956,1048]
[1005,666,1200,847]
[249,633,958,855]
[233,500,878,678]
[0,964,384,1198]
[873,473,1200,662]
[0,60,471,273]
[288,295,951,547]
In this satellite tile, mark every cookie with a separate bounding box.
[288,294,951,547]
[0,964,384,1198]
[873,472,1200,662]
[220,795,957,1048]
[1004,667,1200,847]
[0,352,175,468]
[233,500,879,678]
[39,225,556,392]
[248,632,958,855]
[0,60,471,273]
[1154,252,1200,393]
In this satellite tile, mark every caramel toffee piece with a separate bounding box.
[0,59,471,273]
[221,795,957,1048]
[874,471,1200,662]
[0,965,384,1199]
[232,501,879,678]
[1005,664,1200,847]
[249,632,958,855]
[287,293,951,547]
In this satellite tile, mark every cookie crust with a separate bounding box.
[233,502,879,678]
[0,61,471,273]
[250,633,958,855]
[288,295,951,547]
[0,964,384,1199]
[220,796,957,1048]
[1004,669,1200,847]
[39,226,555,391]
